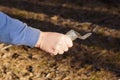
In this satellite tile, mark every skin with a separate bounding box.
[35,31,73,55]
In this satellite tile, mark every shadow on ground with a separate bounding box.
[0,0,120,30]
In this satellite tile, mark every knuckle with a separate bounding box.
[58,51,64,54]
[65,48,68,52]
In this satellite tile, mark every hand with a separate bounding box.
[35,31,73,55]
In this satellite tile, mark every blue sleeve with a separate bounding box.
[0,12,40,47]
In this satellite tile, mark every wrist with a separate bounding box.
[35,31,44,48]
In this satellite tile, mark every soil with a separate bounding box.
[0,0,120,80]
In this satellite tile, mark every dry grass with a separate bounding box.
[0,0,120,80]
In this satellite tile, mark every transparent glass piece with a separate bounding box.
[66,29,92,41]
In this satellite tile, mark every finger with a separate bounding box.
[64,47,68,52]
[58,49,64,54]
[55,45,64,55]
[64,36,73,48]
[58,42,68,52]
[62,42,68,52]
[48,48,57,55]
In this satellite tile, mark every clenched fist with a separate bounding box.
[35,31,73,55]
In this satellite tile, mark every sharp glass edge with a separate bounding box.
[66,26,98,41]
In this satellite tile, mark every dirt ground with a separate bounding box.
[0,0,120,80]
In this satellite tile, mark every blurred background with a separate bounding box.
[0,0,120,80]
